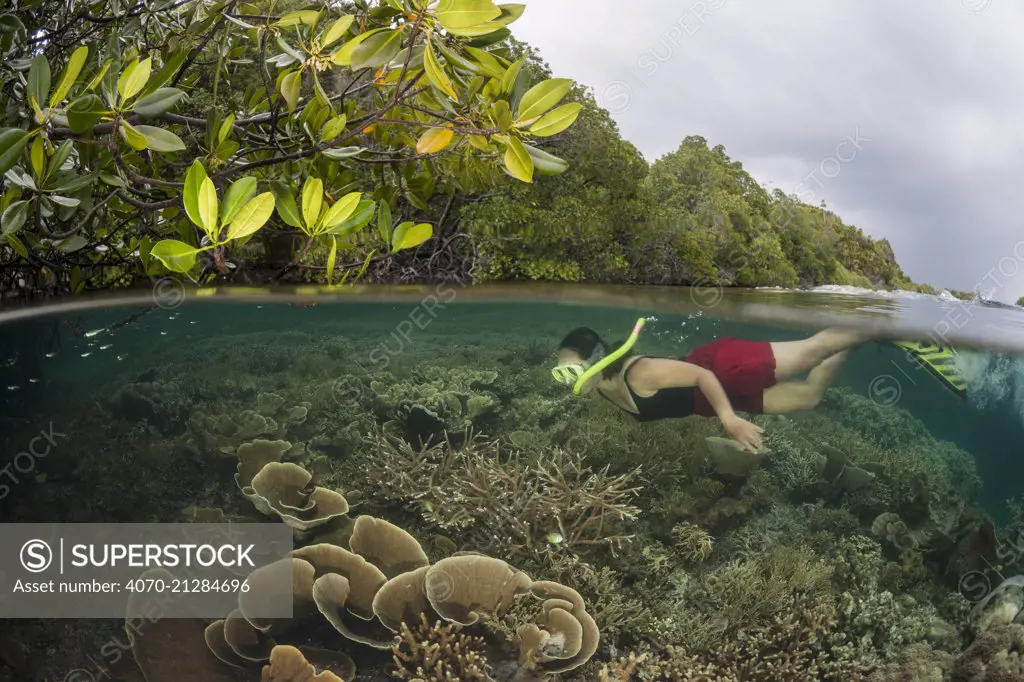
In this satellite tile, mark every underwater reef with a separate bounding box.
[3,330,1024,681]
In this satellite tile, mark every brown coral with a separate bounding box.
[391,613,495,681]
[246,462,350,532]
[260,644,348,682]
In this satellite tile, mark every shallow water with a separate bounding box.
[3,285,1024,680]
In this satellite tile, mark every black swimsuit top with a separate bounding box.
[600,356,696,422]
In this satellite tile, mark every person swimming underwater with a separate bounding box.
[552,319,874,452]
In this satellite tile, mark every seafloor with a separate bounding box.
[2,308,1023,681]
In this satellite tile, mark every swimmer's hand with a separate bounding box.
[722,415,764,452]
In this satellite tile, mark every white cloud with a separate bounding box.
[514,0,1024,302]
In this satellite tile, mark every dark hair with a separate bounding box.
[558,328,635,378]
[558,327,608,360]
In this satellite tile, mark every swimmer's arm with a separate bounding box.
[630,358,737,422]
[634,358,764,451]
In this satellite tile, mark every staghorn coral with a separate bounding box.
[392,613,494,681]
[683,545,833,639]
[670,522,714,563]
[593,594,871,681]
[367,431,642,563]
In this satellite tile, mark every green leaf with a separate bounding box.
[326,236,338,285]
[220,177,257,225]
[320,114,347,141]
[489,100,513,133]
[391,221,433,251]
[321,15,354,48]
[0,200,28,235]
[150,240,198,273]
[322,146,365,160]
[416,128,454,155]
[270,181,302,228]
[29,137,44,179]
[424,41,458,102]
[226,192,275,240]
[463,46,504,79]
[84,58,112,92]
[435,0,502,29]
[118,120,149,150]
[330,28,386,66]
[99,171,127,188]
[6,233,29,259]
[326,199,375,236]
[52,171,99,193]
[466,27,511,46]
[302,176,324,230]
[275,10,321,27]
[312,70,331,108]
[217,113,235,144]
[528,102,582,137]
[497,4,526,22]
[50,45,88,107]
[320,191,362,229]
[516,78,572,122]
[183,160,208,230]
[56,234,87,253]
[377,200,392,244]
[132,88,186,116]
[350,29,403,70]
[49,195,80,208]
[279,71,301,113]
[135,125,186,152]
[198,177,219,236]
[504,137,533,182]
[117,57,152,101]
[139,50,188,97]
[501,55,526,95]
[27,54,51,109]
[523,142,569,175]
[49,139,74,175]
[66,94,106,134]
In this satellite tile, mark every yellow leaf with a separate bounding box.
[416,128,454,155]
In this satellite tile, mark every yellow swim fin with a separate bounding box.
[892,341,967,399]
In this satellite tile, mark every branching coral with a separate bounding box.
[671,522,714,563]
[367,431,642,562]
[392,613,494,681]
[683,545,833,638]
[596,595,872,681]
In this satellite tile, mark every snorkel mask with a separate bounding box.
[551,317,647,395]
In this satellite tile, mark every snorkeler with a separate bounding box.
[552,319,873,452]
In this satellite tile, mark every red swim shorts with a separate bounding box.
[684,337,777,416]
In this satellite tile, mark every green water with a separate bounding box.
[3,290,1024,680]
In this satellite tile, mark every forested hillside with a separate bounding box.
[0,1,930,299]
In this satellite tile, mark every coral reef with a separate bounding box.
[9,319,1014,682]
[366,431,642,563]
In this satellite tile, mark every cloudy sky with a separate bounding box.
[514,0,1024,303]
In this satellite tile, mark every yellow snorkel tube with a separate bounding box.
[571,317,647,395]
